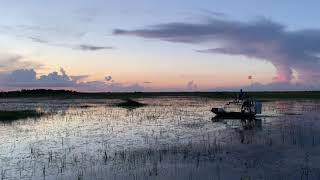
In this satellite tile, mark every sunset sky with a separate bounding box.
[1,0,320,91]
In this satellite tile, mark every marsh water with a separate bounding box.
[0,97,320,180]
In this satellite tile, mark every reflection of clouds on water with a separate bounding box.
[0,98,320,179]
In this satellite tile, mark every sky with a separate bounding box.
[1,0,320,92]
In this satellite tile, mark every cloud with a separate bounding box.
[6,69,37,84]
[28,37,114,52]
[2,24,114,52]
[105,76,112,81]
[200,9,226,17]
[28,36,114,52]
[77,45,113,51]
[186,80,198,91]
[37,68,74,87]
[0,68,145,92]
[17,24,87,40]
[0,24,86,45]
[114,17,320,85]
[0,54,23,68]
[2,68,75,88]
[143,81,152,84]
[0,53,43,72]
[70,75,89,82]
[29,36,49,44]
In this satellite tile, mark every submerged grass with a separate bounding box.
[0,110,45,121]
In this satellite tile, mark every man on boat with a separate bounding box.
[239,89,244,100]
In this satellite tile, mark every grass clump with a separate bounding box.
[0,110,45,121]
[116,99,146,109]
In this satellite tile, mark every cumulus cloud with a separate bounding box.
[3,68,75,88]
[0,68,145,92]
[114,17,320,85]
[7,69,37,83]
[70,75,89,82]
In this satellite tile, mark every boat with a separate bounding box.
[211,90,262,118]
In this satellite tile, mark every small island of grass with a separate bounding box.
[0,110,45,121]
[116,99,146,109]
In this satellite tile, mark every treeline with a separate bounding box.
[0,89,320,99]
[0,89,220,99]
[0,89,81,98]
[0,89,148,99]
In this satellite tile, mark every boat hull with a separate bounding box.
[211,108,255,118]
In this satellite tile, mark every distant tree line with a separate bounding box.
[0,89,81,98]
[0,89,319,99]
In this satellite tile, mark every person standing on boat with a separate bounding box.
[239,89,244,100]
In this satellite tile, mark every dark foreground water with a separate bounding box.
[0,98,320,180]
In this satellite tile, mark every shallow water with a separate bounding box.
[0,97,320,180]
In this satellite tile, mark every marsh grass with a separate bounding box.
[0,110,45,121]
[1,98,320,179]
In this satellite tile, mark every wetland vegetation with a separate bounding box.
[0,110,45,122]
[0,96,320,179]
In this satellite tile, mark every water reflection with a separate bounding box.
[212,117,262,129]
[212,117,263,144]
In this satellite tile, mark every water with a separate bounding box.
[0,97,320,179]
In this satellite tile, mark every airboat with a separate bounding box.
[211,90,262,118]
